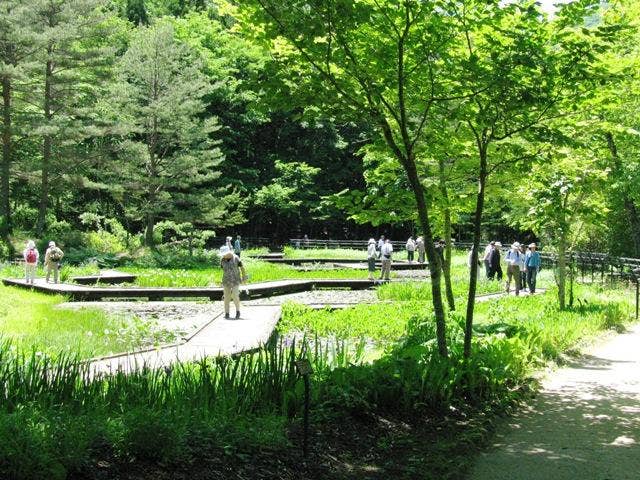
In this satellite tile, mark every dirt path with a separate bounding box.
[468,324,640,480]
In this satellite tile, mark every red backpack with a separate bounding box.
[26,249,37,263]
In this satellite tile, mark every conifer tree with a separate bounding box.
[106,22,235,246]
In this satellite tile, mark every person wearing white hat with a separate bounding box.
[366,238,377,280]
[219,245,248,319]
[44,241,64,284]
[23,240,39,284]
[504,242,522,295]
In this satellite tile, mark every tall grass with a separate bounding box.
[280,301,429,343]
[0,335,365,478]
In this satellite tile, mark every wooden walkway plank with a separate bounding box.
[89,306,281,375]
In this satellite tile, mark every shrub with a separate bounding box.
[118,408,188,464]
[0,408,66,480]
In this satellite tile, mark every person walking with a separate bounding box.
[219,245,248,319]
[233,235,242,257]
[416,236,425,263]
[406,236,416,262]
[483,241,495,278]
[525,243,541,293]
[505,242,522,295]
[519,245,528,292]
[23,240,39,285]
[488,242,502,280]
[379,238,393,281]
[44,241,64,284]
[377,235,385,259]
[367,238,377,280]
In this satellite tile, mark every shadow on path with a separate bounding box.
[468,326,640,480]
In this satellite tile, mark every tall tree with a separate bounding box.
[0,0,39,238]
[105,22,236,246]
[242,0,474,357]
[452,0,611,357]
[32,0,112,235]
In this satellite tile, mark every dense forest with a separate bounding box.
[1,0,639,258]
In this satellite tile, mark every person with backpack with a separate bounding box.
[44,241,64,284]
[23,240,39,285]
[219,245,248,319]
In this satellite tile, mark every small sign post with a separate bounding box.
[294,359,313,458]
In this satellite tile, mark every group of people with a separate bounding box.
[478,241,541,295]
[404,236,427,264]
[22,240,65,284]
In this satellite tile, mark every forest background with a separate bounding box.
[1,0,640,261]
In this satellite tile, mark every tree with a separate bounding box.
[242,0,472,357]
[0,0,39,238]
[31,0,113,235]
[513,142,607,309]
[105,22,237,246]
[451,0,612,357]
[252,159,320,241]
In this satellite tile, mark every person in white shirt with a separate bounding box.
[406,236,416,262]
[380,239,393,281]
[366,238,377,280]
[483,241,495,278]
[505,242,522,295]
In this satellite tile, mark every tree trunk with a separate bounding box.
[377,121,448,357]
[464,142,488,358]
[438,157,455,310]
[557,233,566,310]
[145,212,155,247]
[407,155,448,357]
[1,76,11,237]
[37,57,54,236]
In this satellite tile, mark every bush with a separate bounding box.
[0,408,66,480]
[118,408,188,464]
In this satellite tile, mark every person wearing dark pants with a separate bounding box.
[525,243,541,293]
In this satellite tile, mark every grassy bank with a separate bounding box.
[0,281,635,479]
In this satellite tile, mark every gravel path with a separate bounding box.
[468,323,640,480]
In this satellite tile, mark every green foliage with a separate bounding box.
[0,284,176,358]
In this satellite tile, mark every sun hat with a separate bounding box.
[511,242,520,248]
[48,241,55,247]
[368,238,375,244]
[219,245,232,256]
[26,240,35,249]
[529,243,537,248]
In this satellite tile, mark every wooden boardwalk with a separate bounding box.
[89,305,281,375]
[72,269,137,285]
[2,277,380,301]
